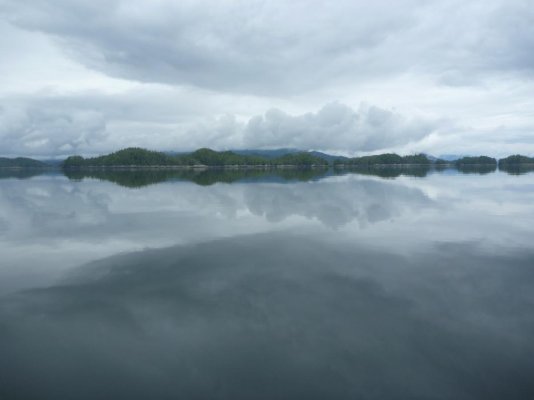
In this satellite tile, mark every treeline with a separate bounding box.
[63,148,328,168]
[498,155,534,167]
[3,150,534,170]
[0,157,47,168]
[333,153,430,166]
[454,156,497,166]
[333,154,501,167]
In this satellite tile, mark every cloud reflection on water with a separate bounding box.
[1,233,534,399]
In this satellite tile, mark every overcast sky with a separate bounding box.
[0,0,533,158]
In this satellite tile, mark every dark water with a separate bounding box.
[1,168,534,399]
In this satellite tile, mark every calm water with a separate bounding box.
[1,168,534,399]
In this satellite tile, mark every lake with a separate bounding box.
[1,168,533,399]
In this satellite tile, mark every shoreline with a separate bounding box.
[3,163,533,171]
[61,164,329,170]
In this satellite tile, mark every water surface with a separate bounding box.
[1,168,533,399]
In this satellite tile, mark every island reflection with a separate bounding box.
[498,164,534,175]
[1,164,529,188]
[63,166,434,187]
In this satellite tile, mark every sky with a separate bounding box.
[0,0,533,158]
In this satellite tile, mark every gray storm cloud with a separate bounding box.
[3,0,533,93]
[1,0,421,94]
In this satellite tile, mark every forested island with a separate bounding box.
[498,155,534,167]
[498,155,534,174]
[333,153,430,167]
[63,148,328,168]
[451,156,497,174]
[332,154,498,167]
[2,148,534,173]
[454,156,497,166]
[66,150,502,169]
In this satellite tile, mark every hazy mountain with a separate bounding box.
[232,149,300,158]
[438,154,465,161]
[309,151,349,163]
[0,157,49,168]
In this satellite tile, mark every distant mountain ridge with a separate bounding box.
[438,154,467,161]
[231,148,301,158]
[0,157,48,168]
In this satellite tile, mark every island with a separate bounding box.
[332,153,430,167]
[3,149,534,177]
[498,155,534,175]
[498,155,534,167]
[63,148,329,169]
[454,156,497,166]
[452,156,498,174]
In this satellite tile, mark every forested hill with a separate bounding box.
[498,155,534,167]
[63,148,329,168]
[455,156,497,166]
[333,153,504,167]
[333,153,431,166]
[0,157,48,168]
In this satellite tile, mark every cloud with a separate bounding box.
[242,102,437,152]
[1,0,533,157]
[1,0,420,94]
[0,97,108,156]
[181,102,439,154]
[0,86,247,157]
[0,91,440,157]
[3,0,533,96]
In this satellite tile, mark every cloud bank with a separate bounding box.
[0,95,439,157]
